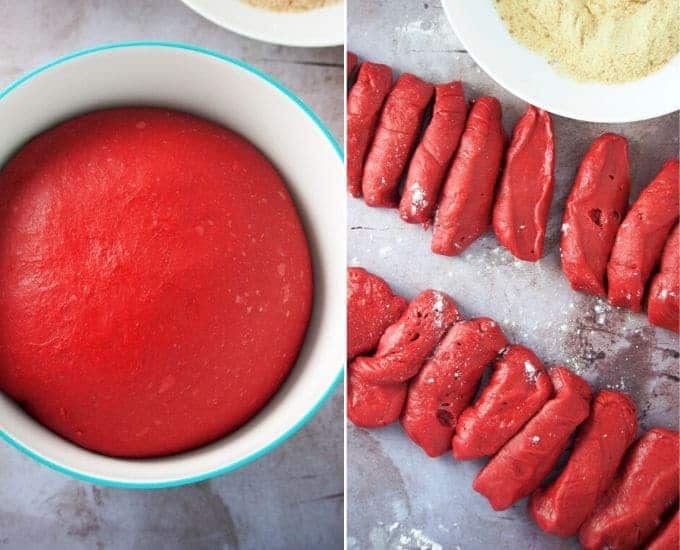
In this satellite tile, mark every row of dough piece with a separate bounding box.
[346,54,679,333]
[347,267,678,549]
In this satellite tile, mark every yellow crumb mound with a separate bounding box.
[244,0,340,11]
[493,0,679,83]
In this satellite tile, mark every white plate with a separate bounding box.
[442,0,680,123]
[0,42,345,488]
[181,0,344,48]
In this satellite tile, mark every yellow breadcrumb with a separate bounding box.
[493,0,679,83]
[244,0,340,12]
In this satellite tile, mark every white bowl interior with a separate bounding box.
[442,0,680,123]
[180,0,344,48]
[0,44,344,486]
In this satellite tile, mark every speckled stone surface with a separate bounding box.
[347,1,679,549]
[0,1,343,549]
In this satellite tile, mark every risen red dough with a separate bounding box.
[346,62,393,197]
[607,159,679,311]
[648,224,680,332]
[347,267,407,360]
[492,106,555,262]
[451,344,552,460]
[560,133,630,297]
[399,80,467,224]
[579,428,679,550]
[351,290,460,384]
[362,73,434,207]
[529,390,638,538]
[473,367,592,511]
[0,107,313,458]
[346,366,407,429]
[401,317,507,457]
[347,290,460,428]
[431,96,505,256]
[647,510,679,550]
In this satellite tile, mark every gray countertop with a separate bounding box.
[0,1,343,549]
[347,1,679,549]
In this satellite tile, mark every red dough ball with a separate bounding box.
[402,317,508,457]
[560,133,630,297]
[473,367,592,511]
[347,267,407,360]
[648,224,680,332]
[529,390,638,538]
[0,107,313,458]
[607,159,679,311]
[579,428,679,550]
[452,344,553,460]
[346,367,407,429]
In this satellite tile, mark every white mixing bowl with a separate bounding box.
[0,42,345,488]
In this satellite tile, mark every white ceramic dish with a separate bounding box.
[442,0,680,123]
[180,0,344,48]
[0,42,344,488]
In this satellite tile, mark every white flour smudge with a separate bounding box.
[524,360,537,382]
[432,292,445,328]
[380,245,393,257]
[410,183,428,215]
[398,528,443,550]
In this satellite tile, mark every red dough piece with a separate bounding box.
[401,318,508,457]
[452,345,553,460]
[347,367,407,428]
[473,367,592,511]
[352,290,461,384]
[0,107,313,458]
[432,96,505,256]
[362,74,434,207]
[579,428,679,550]
[492,105,555,261]
[347,290,459,429]
[347,267,407,360]
[560,133,630,296]
[399,81,468,224]
[647,510,679,550]
[529,390,638,538]
[648,224,680,332]
[607,159,680,311]
[347,62,393,197]
[347,51,359,79]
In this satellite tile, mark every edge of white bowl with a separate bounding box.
[180,0,344,48]
[0,41,345,490]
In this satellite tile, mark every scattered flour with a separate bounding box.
[432,292,445,328]
[380,245,393,257]
[593,299,608,325]
[410,183,429,215]
[398,528,443,550]
[524,360,537,382]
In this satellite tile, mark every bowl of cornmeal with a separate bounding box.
[180,0,344,48]
[442,0,679,122]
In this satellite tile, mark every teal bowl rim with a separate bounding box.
[0,40,345,490]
